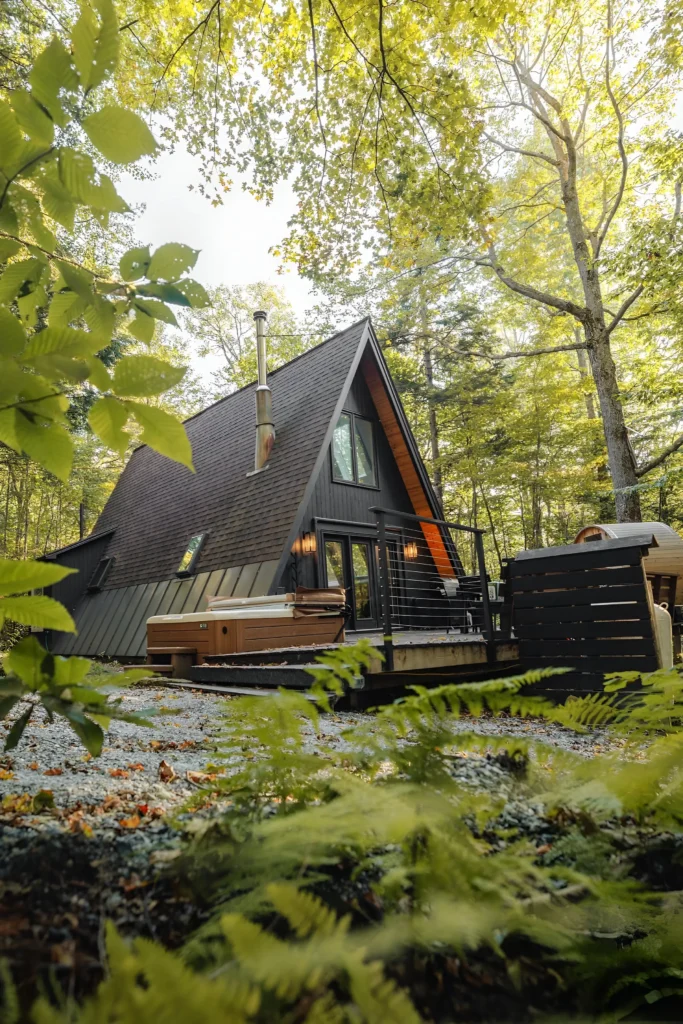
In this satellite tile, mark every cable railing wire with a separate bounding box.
[371,506,497,671]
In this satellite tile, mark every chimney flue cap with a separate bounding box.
[253,310,267,322]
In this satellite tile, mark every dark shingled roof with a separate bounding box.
[93,318,370,590]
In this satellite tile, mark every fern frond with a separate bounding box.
[303,993,348,1024]
[267,882,350,938]
[32,922,261,1023]
[0,959,19,1024]
[345,955,423,1024]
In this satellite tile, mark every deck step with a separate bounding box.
[124,663,173,675]
[165,680,322,702]
[187,663,320,689]
[147,646,197,655]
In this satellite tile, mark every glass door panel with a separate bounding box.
[322,534,379,630]
[351,540,376,629]
[324,539,345,589]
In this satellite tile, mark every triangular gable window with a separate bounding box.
[331,412,377,487]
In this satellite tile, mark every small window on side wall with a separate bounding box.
[88,557,114,592]
[331,412,376,486]
[177,534,205,575]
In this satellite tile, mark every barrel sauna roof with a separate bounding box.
[575,522,683,602]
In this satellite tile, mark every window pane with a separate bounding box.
[325,541,345,588]
[354,417,376,486]
[352,542,372,619]
[332,414,354,481]
[178,534,204,573]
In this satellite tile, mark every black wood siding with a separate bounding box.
[276,368,450,631]
[46,533,113,613]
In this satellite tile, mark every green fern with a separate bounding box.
[30,922,261,1023]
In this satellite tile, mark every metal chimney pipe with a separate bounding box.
[253,310,275,470]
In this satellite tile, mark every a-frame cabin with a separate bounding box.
[45,318,457,662]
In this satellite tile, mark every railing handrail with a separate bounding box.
[369,506,486,536]
[373,506,496,670]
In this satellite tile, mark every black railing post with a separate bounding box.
[474,530,495,663]
[376,511,394,672]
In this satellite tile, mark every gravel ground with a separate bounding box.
[0,685,634,1018]
[0,683,622,835]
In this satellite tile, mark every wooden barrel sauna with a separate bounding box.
[575,522,683,605]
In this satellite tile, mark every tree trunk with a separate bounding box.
[585,326,640,521]
[523,80,643,523]
[422,345,443,505]
[575,333,597,421]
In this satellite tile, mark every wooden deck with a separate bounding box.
[178,629,520,705]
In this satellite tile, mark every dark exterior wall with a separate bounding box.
[276,368,449,629]
[46,533,113,614]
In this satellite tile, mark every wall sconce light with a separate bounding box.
[404,541,418,560]
[302,531,317,555]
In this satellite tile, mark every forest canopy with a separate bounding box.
[2,0,683,564]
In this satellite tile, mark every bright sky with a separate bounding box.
[120,146,314,384]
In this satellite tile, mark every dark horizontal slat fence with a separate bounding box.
[511,534,659,692]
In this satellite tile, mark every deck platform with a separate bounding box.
[179,630,520,705]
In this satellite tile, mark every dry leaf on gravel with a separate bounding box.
[186,770,218,785]
[28,762,39,771]
[126,763,145,771]
[43,768,63,777]
[119,814,141,829]
[50,940,76,966]
[0,769,14,780]
[109,769,129,778]
[158,760,175,782]
[149,849,181,865]
[67,812,93,837]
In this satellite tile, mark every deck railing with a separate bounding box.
[370,507,498,670]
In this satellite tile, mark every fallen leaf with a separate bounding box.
[119,814,141,829]
[149,848,181,865]
[28,762,39,771]
[158,759,175,782]
[148,806,165,818]
[32,789,55,811]
[186,770,218,785]
[0,916,30,937]
[109,768,129,778]
[536,844,553,855]
[1,793,32,815]
[102,794,122,811]
[43,768,63,776]
[0,769,14,780]
[67,811,93,837]
[120,874,148,891]
[50,940,76,966]
[127,762,145,771]
[178,740,197,750]
[137,803,149,815]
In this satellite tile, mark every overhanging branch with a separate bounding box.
[637,434,683,478]
[487,243,587,320]
[605,284,644,334]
